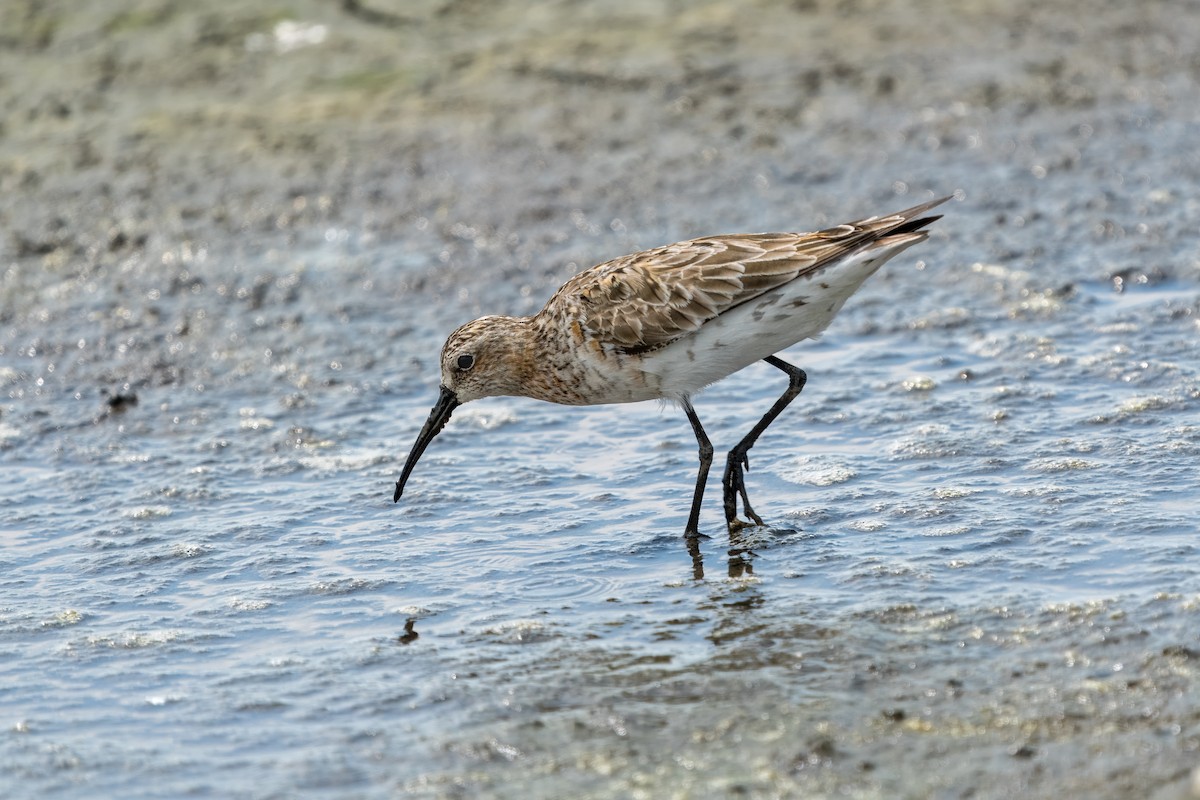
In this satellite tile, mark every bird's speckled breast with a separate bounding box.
[529,314,667,405]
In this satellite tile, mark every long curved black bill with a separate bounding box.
[393,385,460,502]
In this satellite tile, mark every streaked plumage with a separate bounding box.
[394,196,950,536]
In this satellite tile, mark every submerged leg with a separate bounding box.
[682,399,714,539]
[723,355,808,530]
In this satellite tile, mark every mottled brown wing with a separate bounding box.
[555,236,811,353]
[548,196,949,353]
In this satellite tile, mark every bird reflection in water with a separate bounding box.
[685,529,759,580]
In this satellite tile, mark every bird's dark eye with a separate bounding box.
[456,353,475,371]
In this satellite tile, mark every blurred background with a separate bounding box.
[2,1,1199,798]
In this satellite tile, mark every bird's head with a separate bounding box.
[435,315,527,404]
[392,316,526,502]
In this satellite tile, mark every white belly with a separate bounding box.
[637,244,901,400]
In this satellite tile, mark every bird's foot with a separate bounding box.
[723,453,766,531]
[727,516,759,534]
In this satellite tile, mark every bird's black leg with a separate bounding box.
[682,399,714,539]
[723,355,808,530]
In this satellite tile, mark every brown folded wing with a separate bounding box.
[544,196,948,353]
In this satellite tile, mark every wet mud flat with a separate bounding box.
[3,1,1200,798]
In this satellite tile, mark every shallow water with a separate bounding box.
[4,1,1200,798]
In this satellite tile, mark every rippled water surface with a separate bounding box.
[4,1,1200,798]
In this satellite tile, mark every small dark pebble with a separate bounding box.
[397,618,419,645]
[1162,645,1198,659]
[1011,744,1037,759]
[103,389,138,413]
[809,737,837,758]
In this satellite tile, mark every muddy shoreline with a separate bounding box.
[4,1,1200,798]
